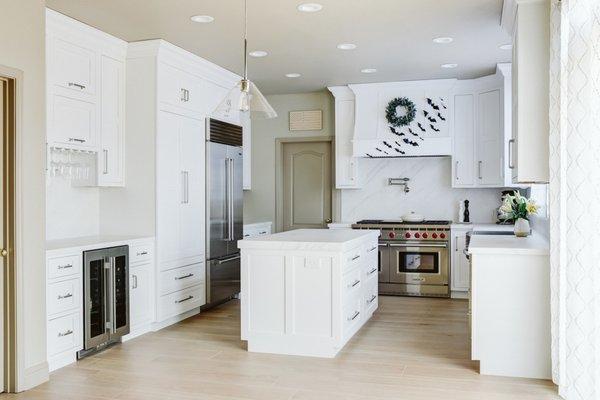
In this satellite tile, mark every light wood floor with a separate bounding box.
[9,296,559,400]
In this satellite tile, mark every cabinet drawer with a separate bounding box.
[48,312,81,356]
[47,254,81,280]
[342,297,362,337]
[158,284,206,320]
[342,267,362,301]
[159,263,205,296]
[130,243,153,265]
[364,260,379,283]
[49,94,96,148]
[50,37,96,96]
[47,278,81,316]
[343,247,364,273]
[364,281,378,316]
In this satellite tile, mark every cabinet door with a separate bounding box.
[157,111,182,266]
[98,55,125,186]
[476,89,504,186]
[48,93,97,149]
[453,94,475,187]
[335,99,359,188]
[179,116,206,260]
[130,264,153,329]
[452,233,470,291]
[49,36,96,96]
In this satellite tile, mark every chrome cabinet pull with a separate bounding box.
[368,246,377,252]
[181,171,186,204]
[68,138,86,143]
[348,279,360,288]
[351,255,360,261]
[57,264,73,270]
[175,273,194,281]
[103,149,108,174]
[136,251,148,256]
[175,295,194,304]
[508,139,515,169]
[455,161,459,181]
[132,274,138,289]
[478,161,482,179]
[348,311,360,321]
[58,329,73,337]
[367,267,377,276]
[68,82,86,90]
[180,88,186,102]
[259,231,267,235]
[58,293,73,300]
[367,294,377,304]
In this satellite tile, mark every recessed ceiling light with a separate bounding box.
[441,63,458,69]
[361,68,377,74]
[285,73,301,78]
[499,43,513,50]
[297,3,323,12]
[190,15,214,23]
[249,50,268,58]
[337,43,357,50]
[433,37,453,44]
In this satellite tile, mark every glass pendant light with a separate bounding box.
[214,0,277,119]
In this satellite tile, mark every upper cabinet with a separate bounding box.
[509,0,550,184]
[328,86,360,189]
[46,9,127,186]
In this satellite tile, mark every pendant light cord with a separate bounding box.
[243,0,248,80]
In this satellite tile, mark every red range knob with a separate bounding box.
[432,233,438,239]
[404,232,411,239]
[414,232,421,239]
[440,233,446,239]
[388,231,396,239]
[422,233,428,239]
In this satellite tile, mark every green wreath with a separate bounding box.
[386,97,416,127]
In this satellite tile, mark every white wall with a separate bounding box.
[341,157,503,223]
[46,180,100,240]
[0,0,49,390]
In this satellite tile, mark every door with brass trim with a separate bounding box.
[282,141,332,231]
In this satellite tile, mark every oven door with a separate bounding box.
[389,242,449,286]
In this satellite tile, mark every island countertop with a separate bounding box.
[469,231,549,256]
[238,228,380,252]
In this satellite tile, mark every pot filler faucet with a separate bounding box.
[388,177,410,194]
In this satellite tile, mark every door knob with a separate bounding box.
[0,249,8,257]
[325,218,332,224]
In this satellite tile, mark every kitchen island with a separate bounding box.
[239,229,380,358]
[469,231,551,379]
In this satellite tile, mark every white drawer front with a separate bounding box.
[364,281,378,316]
[342,267,362,301]
[342,297,362,337]
[130,243,153,265]
[364,259,379,283]
[47,254,80,280]
[343,247,365,274]
[48,313,81,356]
[158,284,206,321]
[48,278,81,316]
[159,263,205,296]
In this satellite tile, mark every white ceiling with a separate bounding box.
[46,0,511,95]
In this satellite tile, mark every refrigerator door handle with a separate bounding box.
[224,158,231,241]
[229,158,234,241]
[110,257,117,334]
[104,257,113,333]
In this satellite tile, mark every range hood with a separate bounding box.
[348,80,456,158]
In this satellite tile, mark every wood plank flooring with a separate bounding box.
[9,296,559,399]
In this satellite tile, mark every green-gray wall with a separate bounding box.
[243,90,334,225]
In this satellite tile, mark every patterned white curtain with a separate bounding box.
[549,0,600,399]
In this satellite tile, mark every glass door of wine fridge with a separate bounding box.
[80,246,129,358]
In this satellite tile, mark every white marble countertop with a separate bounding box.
[451,222,515,232]
[47,235,153,252]
[469,231,549,256]
[238,229,379,251]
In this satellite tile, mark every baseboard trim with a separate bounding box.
[151,307,200,331]
[451,291,469,299]
[19,361,49,392]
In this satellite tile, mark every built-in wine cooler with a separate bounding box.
[78,246,129,359]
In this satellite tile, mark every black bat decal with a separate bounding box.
[427,116,437,123]
[383,141,392,148]
[417,122,427,132]
[376,147,383,152]
[394,148,406,154]
[403,138,419,146]
[390,127,406,136]
[366,153,373,158]
[430,124,440,132]
[427,98,440,111]
[437,112,446,121]
[423,110,429,117]
[395,141,402,147]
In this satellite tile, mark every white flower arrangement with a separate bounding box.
[498,191,539,221]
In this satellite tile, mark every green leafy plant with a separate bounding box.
[498,191,539,221]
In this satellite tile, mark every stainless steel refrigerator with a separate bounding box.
[205,118,243,306]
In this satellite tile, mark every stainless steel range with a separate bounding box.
[352,220,451,298]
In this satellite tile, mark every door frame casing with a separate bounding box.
[0,66,21,393]
[275,136,339,233]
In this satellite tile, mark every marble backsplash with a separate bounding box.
[340,157,505,223]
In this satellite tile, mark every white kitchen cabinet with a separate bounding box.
[509,1,550,184]
[129,263,153,332]
[328,86,360,189]
[476,89,503,186]
[98,55,125,186]
[453,94,476,186]
[451,231,470,292]
[46,9,127,183]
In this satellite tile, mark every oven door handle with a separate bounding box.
[389,243,448,248]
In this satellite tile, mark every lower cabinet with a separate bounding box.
[129,262,154,332]
[451,227,471,293]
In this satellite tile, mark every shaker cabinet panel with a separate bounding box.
[476,89,504,186]
[49,36,96,96]
[48,94,97,149]
[453,94,476,187]
[451,233,470,291]
[129,264,153,329]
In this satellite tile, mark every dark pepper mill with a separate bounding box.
[463,199,470,223]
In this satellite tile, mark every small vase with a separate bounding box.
[514,218,530,237]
